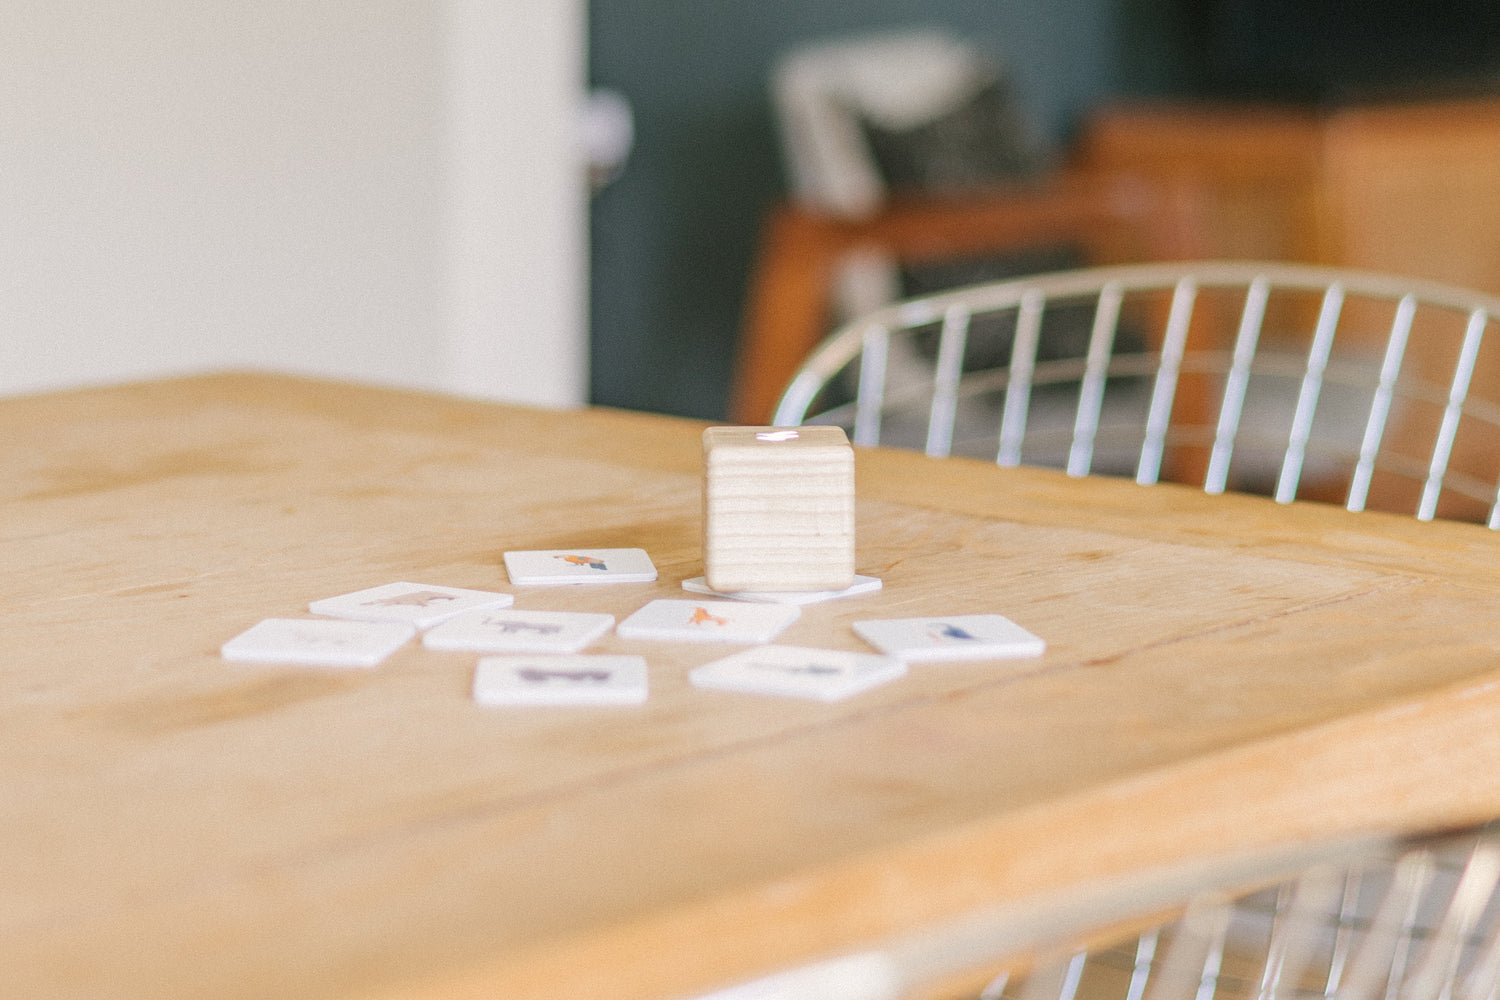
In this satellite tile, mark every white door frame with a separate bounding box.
[442,0,588,408]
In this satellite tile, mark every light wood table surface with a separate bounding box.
[7,373,1500,1000]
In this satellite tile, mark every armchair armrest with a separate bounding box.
[731,168,1162,424]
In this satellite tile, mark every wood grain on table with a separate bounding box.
[4,373,1500,1000]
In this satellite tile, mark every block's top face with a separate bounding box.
[703,426,852,465]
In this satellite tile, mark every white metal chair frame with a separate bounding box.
[987,826,1500,1000]
[697,825,1500,1000]
[772,261,1500,528]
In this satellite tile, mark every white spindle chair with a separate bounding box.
[773,262,1500,527]
[727,262,1500,1000]
[696,826,1500,1000]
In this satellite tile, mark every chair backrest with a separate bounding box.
[991,825,1500,1000]
[770,28,1046,219]
[772,261,1500,527]
[697,824,1500,1000]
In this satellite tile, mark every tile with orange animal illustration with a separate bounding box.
[615,598,799,644]
[503,548,658,585]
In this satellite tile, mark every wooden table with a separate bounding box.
[8,373,1500,1000]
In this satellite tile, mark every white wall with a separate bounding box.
[444,0,587,405]
[0,1,587,407]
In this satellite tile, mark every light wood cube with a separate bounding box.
[701,425,855,592]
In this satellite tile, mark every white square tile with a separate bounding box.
[616,598,799,643]
[690,645,906,702]
[309,581,512,629]
[472,655,648,706]
[852,614,1045,662]
[423,608,615,654]
[503,548,657,585]
[681,574,882,605]
[221,618,416,668]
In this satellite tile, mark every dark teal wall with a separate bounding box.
[588,1,1129,419]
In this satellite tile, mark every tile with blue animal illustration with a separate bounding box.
[852,614,1045,663]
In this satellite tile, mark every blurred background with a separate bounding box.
[6,1,1500,418]
[589,0,1123,419]
[591,0,1500,420]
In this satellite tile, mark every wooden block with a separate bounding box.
[702,426,855,593]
